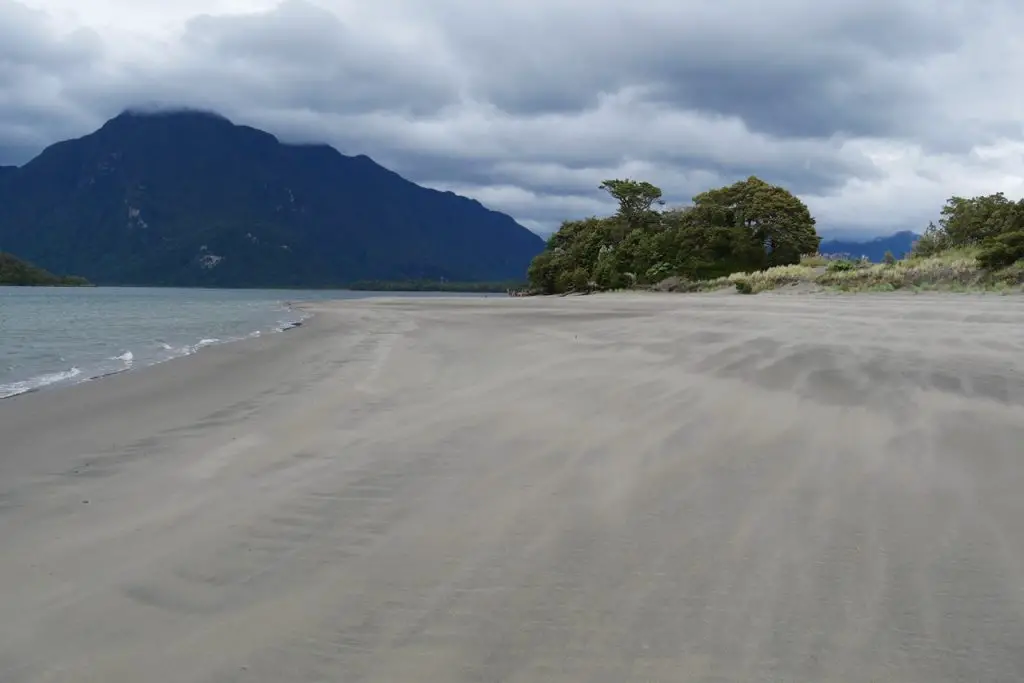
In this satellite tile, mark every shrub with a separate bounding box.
[569,266,591,292]
[817,250,981,290]
[990,260,1024,285]
[826,259,857,272]
[734,279,754,294]
[645,261,674,282]
[883,250,896,266]
[977,231,1024,270]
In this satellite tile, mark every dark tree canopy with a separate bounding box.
[526,176,821,294]
[913,192,1024,261]
[692,176,820,267]
[599,179,664,228]
[0,252,89,286]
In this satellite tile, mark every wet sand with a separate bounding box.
[2,292,1024,682]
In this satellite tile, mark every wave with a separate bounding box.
[2,309,312,400]
[111,351,134,365]
[0,366,83,399]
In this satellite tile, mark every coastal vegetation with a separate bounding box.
[0,252,90,286]
[525,180,1024,295]
[527,175,820,294]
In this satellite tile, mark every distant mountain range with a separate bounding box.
[0,111,544,287]
[817,231,920,262]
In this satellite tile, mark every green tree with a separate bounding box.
[617,228,661,282]
[692,176,819,267]
[568,266,591,291]
[883,250,896,265]
[592,245,623,289]
[939,194,1019,245]
[911,221,947,257]
[646,261,673,282]
[599,179,664,229]
[525,175,820,293]
[526,250,561,294]
[0,252,90,286]
[977,231,1024,270]
[913,194,1024,256]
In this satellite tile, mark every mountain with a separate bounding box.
[0,252,89,286]
[818,231,920,262]
[0,110,544,287]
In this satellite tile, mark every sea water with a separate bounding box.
[0,287,477,398]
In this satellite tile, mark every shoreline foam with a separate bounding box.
[0,301,310,400]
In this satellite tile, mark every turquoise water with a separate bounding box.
[0,287,475,398]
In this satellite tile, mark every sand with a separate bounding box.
[2,292,1024,682]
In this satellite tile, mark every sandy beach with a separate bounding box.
[2,292,1024,682]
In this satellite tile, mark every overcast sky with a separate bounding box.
[3,0,1024,237]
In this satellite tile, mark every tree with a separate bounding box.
[0,252,90,286]
[883,250,896,265]
[526,250,561,294]
[939,193,1019,246]
[599,179,664,228]
[691,176,819,268]
[568,266,591,292]
[913,193,1024,256]
[524,175,820,293]
[977,231,1024,270]
[592,245,623,289]
[621,228,658,275]
[911,222,947,257]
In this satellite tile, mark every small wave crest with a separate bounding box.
[171,338,223,357]
[5,305,312,399]
[111,351,134,365]
[0,366,83,399]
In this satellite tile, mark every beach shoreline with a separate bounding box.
[3,293,1024,682]
[0,296,311,401]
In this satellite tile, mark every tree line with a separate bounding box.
[912,192,1024,269]
[0,252,90,286]
[526,176,820,294]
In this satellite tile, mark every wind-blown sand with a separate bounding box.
[2,292,1024,682]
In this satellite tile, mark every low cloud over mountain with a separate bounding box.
[4,0,1024,236]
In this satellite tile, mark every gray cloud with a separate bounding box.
[177,1,460,115]
[438,0,965,140]
[3,0,1024,237]
[0,0,100,68]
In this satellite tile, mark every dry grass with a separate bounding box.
[818,250,982,291]
[659,247,1024,294]
[727,264,820,293]
[799,253,831,267]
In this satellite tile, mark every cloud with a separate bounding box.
[3,0,1024,237]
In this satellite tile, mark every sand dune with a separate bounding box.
[2,292,1024,682]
